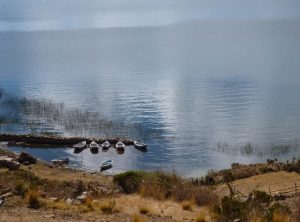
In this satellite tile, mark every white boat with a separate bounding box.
[51,157,69,164]
[100,160,113,170]
[90,141,100,151]
[133,140,147,149]
[115,141,125,150]
[101,141,110,149]
[73,141,86,150]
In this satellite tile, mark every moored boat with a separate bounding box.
[115,141,125,150]
[90,141,100,151]
[100,160,113,171]
[51,157,69,164]
[133,140,147,149]
[73,141,86,150]
[101,141,110,150]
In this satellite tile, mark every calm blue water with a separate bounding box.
[1,0,300,176]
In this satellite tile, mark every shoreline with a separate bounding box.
[0,146,300,221]
[0,133,134,147]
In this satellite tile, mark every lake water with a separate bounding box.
[1,0,300,176]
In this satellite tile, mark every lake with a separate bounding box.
[1,0,300,176]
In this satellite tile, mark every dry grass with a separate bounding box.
[114,170,219,207]
[131,214,148,222]
[46,200,70,210]
[195,211,207,222]
[272,212,290,222]
[139,206,150,215]
[99,199,116,214]
[182,201,193,211]
[26,190,42,209]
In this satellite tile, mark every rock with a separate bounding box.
[77,195,86,202]
[17,152,37,164]
[50,197,58,202]
[76,191,89,202]
[0,199,4,206]
[0,156,20,170]
[44,214,55,219]
[66,198,73,205]
[0,192,14,200]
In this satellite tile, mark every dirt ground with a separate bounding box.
[216,171,300,196]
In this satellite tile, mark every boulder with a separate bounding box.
[0,156,20,170]
[17,152,37,164]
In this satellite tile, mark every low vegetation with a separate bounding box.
[213,191,292,222]
[113,170,218,206]
[27,190,42,209]
[181,201,193,211]
[139,206,150,215]
[1,149,299,221]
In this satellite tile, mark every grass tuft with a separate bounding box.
[27,190,42,209]
[139,206,150,215]
[132,214,148,222]
[99,200,116,214]
[182,201,193,211]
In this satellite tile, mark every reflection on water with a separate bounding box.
[1,1,300,176]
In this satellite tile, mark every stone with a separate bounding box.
[66,198,73,205]
[76,191,89,202]
[44,214,55,219]
[50,197,58,202]
[0,156,20,170]
[17,152,37,164]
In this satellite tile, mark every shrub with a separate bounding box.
[27,190,41,209]
[265,203,291,222]
[113,171,146,193]
[219,196,249,221]
[252,190,271,206]
[259,166,271,174]
[193,188,219,207]
[15,181,28,197]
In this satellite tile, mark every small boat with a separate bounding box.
[73,141,86,150]
[115,141,125,150]
[101,141,110,150]
[51,157,69,164]
[100,160,113,171]
[133,140,147,149]
[90,141,100,151]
